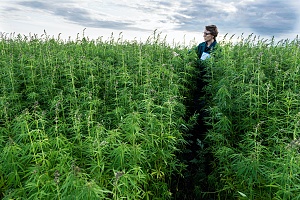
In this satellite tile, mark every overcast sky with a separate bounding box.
[1,0,299,45]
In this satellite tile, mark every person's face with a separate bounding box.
[203,30,214,42]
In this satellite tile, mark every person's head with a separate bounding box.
[203,25,218,41]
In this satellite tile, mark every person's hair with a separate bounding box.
[205,25,218,38]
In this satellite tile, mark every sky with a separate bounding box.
[1,0,300,46]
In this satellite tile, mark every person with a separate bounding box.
[196,25,219,61]
[190,25,219,113]
[182,25,220,194]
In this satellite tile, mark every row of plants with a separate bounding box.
[2,30,299,199]
[0,32,198,199]
[203,34,300,199]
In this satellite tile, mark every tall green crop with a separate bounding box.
[204,35,300,199]
[0,32,196,199]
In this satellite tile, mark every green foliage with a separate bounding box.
[0,32,196,199]
[3,31,299,200]
[204,34,300,199]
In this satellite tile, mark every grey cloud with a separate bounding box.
[19,1,49,9]
[134,1,172,16]
[239,1,298,36]
[3,6,21,12]
[167,0,298,37]
[18,1,145,31]
[133,1,221,32]
[156,1,173,7]
[172,2,232,32]
[14,0,299,38]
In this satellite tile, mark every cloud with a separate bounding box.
[169,1,238,32]
[14,0,238,34]
[17,1,145,31]
[238,0,298,36]
[102,1,189,32]
[8,0,300,40]
[162,0,298,37]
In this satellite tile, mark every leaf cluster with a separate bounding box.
[0,32,196,199]
[204,35,300,199]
